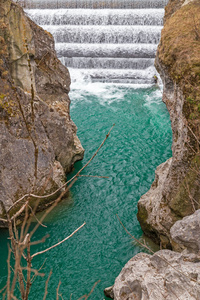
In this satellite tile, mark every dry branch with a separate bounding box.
[1,125,114,299]
[30,235,49,247]
[29,178,78,240]
[43,270,52,300]
[56,281,61,300]
[0,285,6,294]
[77,280,101,300]
[116,214,154,254]
[20,267,45,277]
[11,202,28,221]
[28,205,47,228]
[6,246,12,299]
[31,222,86,258]
[77,175,109,179]
[30,259,47,284]
[0,217,8,223]
[187,123,200,145]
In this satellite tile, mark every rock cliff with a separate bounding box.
[104,1,200,298]
[137,0,200,248]
[0,0,84,225]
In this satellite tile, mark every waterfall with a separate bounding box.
[25,0,168,85]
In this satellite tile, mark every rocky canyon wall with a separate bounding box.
[0,0,84,225]
[137,0,200,248]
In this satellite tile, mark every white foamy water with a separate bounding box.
[20,0,168,9]
[25,2,166,85]
[42,25,163,44]
[55,43,158,58]
[27,8,164,26]
[68,67,158,108]
[66,66,159,85]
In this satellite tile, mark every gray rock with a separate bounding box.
[104,286,114,299]
[137,0,200,246]
[137,158,176,248]
[0,0,84,223]
[170,210,200,253]
[112,250,200,300]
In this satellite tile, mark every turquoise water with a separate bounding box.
[0,83,172,299]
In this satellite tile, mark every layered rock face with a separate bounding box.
[0,0,84,224]
[137,0,200,248]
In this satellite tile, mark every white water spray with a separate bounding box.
[25,0,167,85]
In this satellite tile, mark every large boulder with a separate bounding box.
[106,250,200,300]
[0,0,84,224]
[170,209,200,253]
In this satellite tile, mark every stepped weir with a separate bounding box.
[24,0,168,84]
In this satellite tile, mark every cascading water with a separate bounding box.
[19,0,168,9]
[25,0,168,85]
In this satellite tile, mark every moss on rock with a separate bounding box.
[169,153,200,217]
[158,0,200,132]
[138,0,200,247]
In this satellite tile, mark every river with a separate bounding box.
[0,79,172,299]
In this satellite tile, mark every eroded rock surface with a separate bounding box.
[107,250,200,300]
[137,0,200,246]
[170,209,200,253]
[0,0,84,224]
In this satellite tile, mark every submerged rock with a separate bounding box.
[137,0,200,246]
[109,250,200,300]
[0,0,84,224]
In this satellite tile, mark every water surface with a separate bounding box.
[0,81,172,299]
